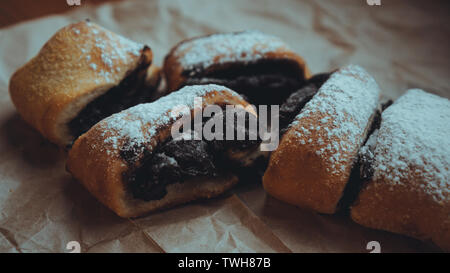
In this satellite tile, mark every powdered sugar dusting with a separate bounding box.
[290,64,380,174]
[372,89,450,202]
[74,22,143,82]
[99,84,241,154]
[174,30,290,73]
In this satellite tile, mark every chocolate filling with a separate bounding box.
[129,139,219,201]
[125,108,261,201]
[336,99,393,212]
[279,72,331,133]
[184,59,307,105]
[68,48,155,141]
[358,99,393,181]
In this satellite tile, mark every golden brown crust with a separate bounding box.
[351,178,450,251]
[351,89,450,251]
[9,21,154,147]
[67,85,255,218]
[163,31,311,92]
[263,65,380,214]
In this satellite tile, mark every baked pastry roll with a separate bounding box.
[263,65,381,214]
[163,31,310,105]
[351,89,450,250]
[9,21,161,147]
[67,84,260,218]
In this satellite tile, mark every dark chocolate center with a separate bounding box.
[184,59,307,105]
[279,72,331,133]
[125,108,261,202]
[336,99,393,212]
[128,139,219,201]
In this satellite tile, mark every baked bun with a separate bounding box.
[9,21,161,147]
[351,89,450,250]
[163,30,310,105]
[67,84,259,218]
[263,65,380,214]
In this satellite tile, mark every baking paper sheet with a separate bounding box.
[0,0,448,252]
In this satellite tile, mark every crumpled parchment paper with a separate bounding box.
[0,0,447,253]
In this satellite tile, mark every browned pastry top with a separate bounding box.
[351,89,450,250]
[360,89,450,202]
[263,64,381,213]
[82,84,252,161]
[163,30,310,91]
[66,84,252,217]
[9,21,151,146]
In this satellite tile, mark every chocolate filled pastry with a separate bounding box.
[67,84,260,218]
[351,89,450,250]
[9,21,161,147]
[163,31,310,105]
[263,65,381,214]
